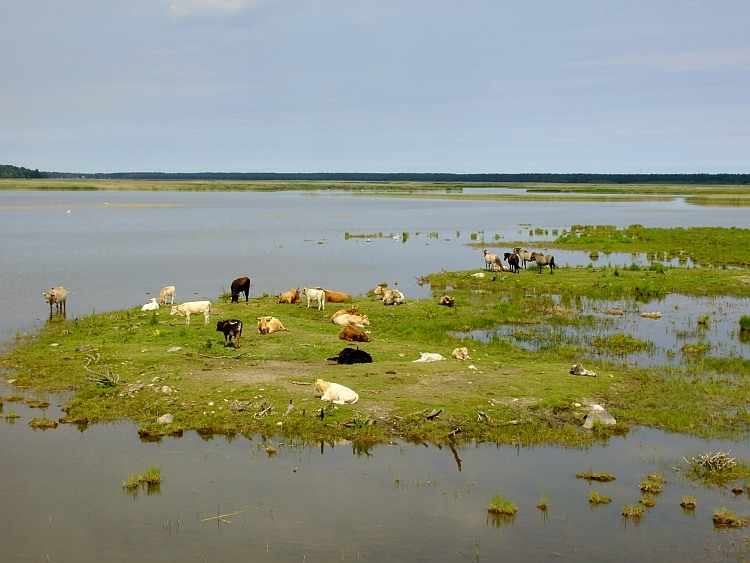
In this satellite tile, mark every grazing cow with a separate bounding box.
[159,285,176,305]
[530,252,556,274]
[256,316,289,334]
[382,288,405,306]
[319,288,350,303]
[570,363,597,377]
[170,301,211,326]
[338,325,370,342]
[141,297,159,312]
[327,347,373,365]
[278,287,301,304]
[332,313,369,328]
[42,286,67,314]
[314,378,359,405]
[302,287,326,310]
[437,295,455,307]
[230,276,251,303]
[503,252,520,273]
[216,319,243,347]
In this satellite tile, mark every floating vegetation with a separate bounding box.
[680,495,696,509]
[536,492,549,511]
[639,497,656,507]
[24,398,50,409]
[29,417,57,429]
[593,333,652,354]
[713,507,748,528]
[621,504,645,519]
[576,469,616,482]
[588,491,611,505]
[639,474,666,494]
[487,494,517,516]
[122,466,162,493]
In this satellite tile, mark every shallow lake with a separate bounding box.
[2,189,750,561]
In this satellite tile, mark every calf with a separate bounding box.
[327,347,373,364]
[42,286,67,314]
[437,294,455,307]
[231,276,251,303]
[302,287,325,310]
[257,316,289,334]
[141,297,159,311]
[338,325,370,342]
[216,319,243,347]
[170,301,211,326]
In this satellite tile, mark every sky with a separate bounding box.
[2,0,749,174]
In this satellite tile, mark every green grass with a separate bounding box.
[588,491,611,505]
[487,494,517,515]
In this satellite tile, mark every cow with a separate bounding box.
[302,287,325,310]
[326,347,373,365]
[314,378,359,405]
[437,295,455,307]
[216,319,243,347]
[231,276,251,303]
[257,316,289,334]
[452,347,470,360]
[141,297,159,312]
[570,363,597,377]
[373,283,389,299]
[338,325,370,342]
[382,288,405,306]
[159,285,176,305]
[319,288,350,303]
[332,313,369,328]
[42,286,67,314]
[170,301,211,326]
[278,287,301,304]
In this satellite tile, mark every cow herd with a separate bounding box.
[484,247,556,274]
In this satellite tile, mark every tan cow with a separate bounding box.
[257,316,289,334]
[278,287,301,304]
[332,313,369,328]
[42,286,67,314]
[382,288,405,306]
[159,285,176,305]
[170,301,211,326]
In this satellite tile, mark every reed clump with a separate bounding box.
[588,491,611,505]
[487,494,517,516]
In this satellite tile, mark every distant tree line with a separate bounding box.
[0,164,48,179]
[4,164,747,184]
[46,171,750,184]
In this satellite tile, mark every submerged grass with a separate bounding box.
[2,259,750,447]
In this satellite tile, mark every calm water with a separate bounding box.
[2,190,750,561]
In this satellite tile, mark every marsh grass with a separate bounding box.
[588,491,611,505]
[576,469,616,482]
[29,417,57,429]
[122,466,162,493]
[680,495,696,509]
[536,491,549,511]
[487,494,517,515]
[621,504,645,519]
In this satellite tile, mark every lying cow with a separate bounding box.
[42,286,67,314]
[570,363,597,377]
[159,285,176,305]
[302,287,325,310]
[339,325,370,342]
[170,301,211,326]
[327,347,373,364]
[452,347,470,360]
[314,378,359,405]
[320,288,350,303]
[278,287,301,304]
[257,316,289,334]
[141,297,159,312]
[438,295,455,307]
[216,319,242,347]
[231,276,251,303]
[382,288,405,306]
[373,283,388,299]
[332,313,369,328]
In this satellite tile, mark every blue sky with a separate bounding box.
[2,1,748,174]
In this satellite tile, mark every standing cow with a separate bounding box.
[42,286,67,314]
[231,276,251,303]
[216,319,243,347]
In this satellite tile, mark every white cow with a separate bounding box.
[302,287,326,310]
[170,301,211,326]
[314,378,359,405]
[141,297,159,311]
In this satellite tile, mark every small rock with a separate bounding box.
[167,346,182,353]
[156,413,173,425]
[583,404,616,429]
[161,386,172,394]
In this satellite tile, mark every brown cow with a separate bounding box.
[231,276,251,303]
[216,319,243,347]
[338,325,370,342]
[319,287,350,303]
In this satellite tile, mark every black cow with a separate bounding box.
[326,347,373,365]
[230,276,251,303]
[504,252,520,273]
[216,319,243,347]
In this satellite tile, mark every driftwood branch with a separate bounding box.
[83,353,119,386]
